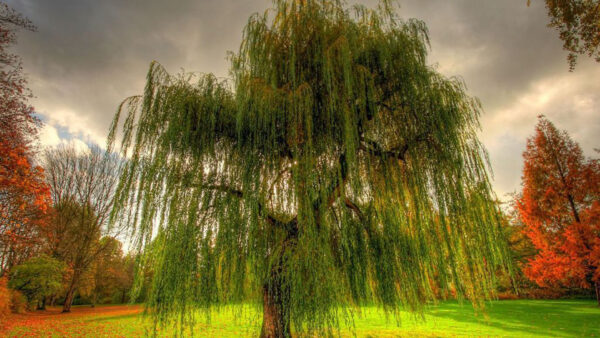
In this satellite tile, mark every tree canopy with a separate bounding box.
[516,116,600,304]
[43,144,123,312]
[0,3,48,274]
[109,1,510,336]
[8,255,65,310]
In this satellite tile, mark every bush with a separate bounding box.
[496,291,519,300]
[10,290,27,313]
[8,255,65,309]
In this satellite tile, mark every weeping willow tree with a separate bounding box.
[108,1,510,337]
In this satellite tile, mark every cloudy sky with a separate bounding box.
[7,0,600,201]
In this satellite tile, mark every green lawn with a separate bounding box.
[5,300,599,337]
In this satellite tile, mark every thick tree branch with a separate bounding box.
[343,198,376,240]
[202,184,243,198]
[359,132,430,161]
[201,183,297,231]
[343,198,364,222]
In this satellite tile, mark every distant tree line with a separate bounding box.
[2,144,145,312]
[0,3,143,314]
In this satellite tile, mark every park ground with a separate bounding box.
[0,300,598,337]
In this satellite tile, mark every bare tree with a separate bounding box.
[0,2,37,139]
[43,144,122,312]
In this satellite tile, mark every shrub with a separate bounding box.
[496,291,518,300]
[10,290,27,313]
[8,255,65,309]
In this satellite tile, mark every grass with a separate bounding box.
[1,300,598,337]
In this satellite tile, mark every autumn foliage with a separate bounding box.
[516,116,600,303]
[0,4,50,273]
[0,138,50,270]
[0,276,9,322]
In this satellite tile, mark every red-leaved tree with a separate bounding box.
[0,139,50,272]
[516,116,600,304]
[0,3,49,274]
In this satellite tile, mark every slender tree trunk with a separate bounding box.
[63,287,75,313]
[37,296,46,310]
[595,281,600,307]
[62,272,80,313]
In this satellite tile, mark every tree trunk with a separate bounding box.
[63,286,75,313]
[37,297,46,310]
[260,232,294,338]
[259,204,297,337]
[63,271,81,312]
[260,282,291,338]
[596,281,600,307]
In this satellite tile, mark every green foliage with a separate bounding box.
[9,289,27,314]
[109,0,511,334]
[43,144,123,312]
[494,209,536,297]
[5,301,600,337]
[88,237,136,305]
[8,255,65,308]
[530,0,600,70]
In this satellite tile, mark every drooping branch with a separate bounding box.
[343,197,377,240]
[107,1,510,335]
[202,184,243,198]
[343,198,364,222]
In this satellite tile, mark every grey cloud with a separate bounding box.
[399,0,569,110]
[395,0,599,198]
[10,0,271,144]
[7,0,600,200]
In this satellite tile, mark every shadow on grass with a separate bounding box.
[428,300,599,337]
[82,312,142,323]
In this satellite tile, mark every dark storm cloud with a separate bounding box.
[9,0,271,145]
[7,0,600,200]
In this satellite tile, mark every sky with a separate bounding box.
[7,0,600,202]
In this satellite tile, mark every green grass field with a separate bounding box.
[4,300,599,337]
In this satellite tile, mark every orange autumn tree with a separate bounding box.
[516,116,600,304]
[0,137,50,273]
[0,4,49,274]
